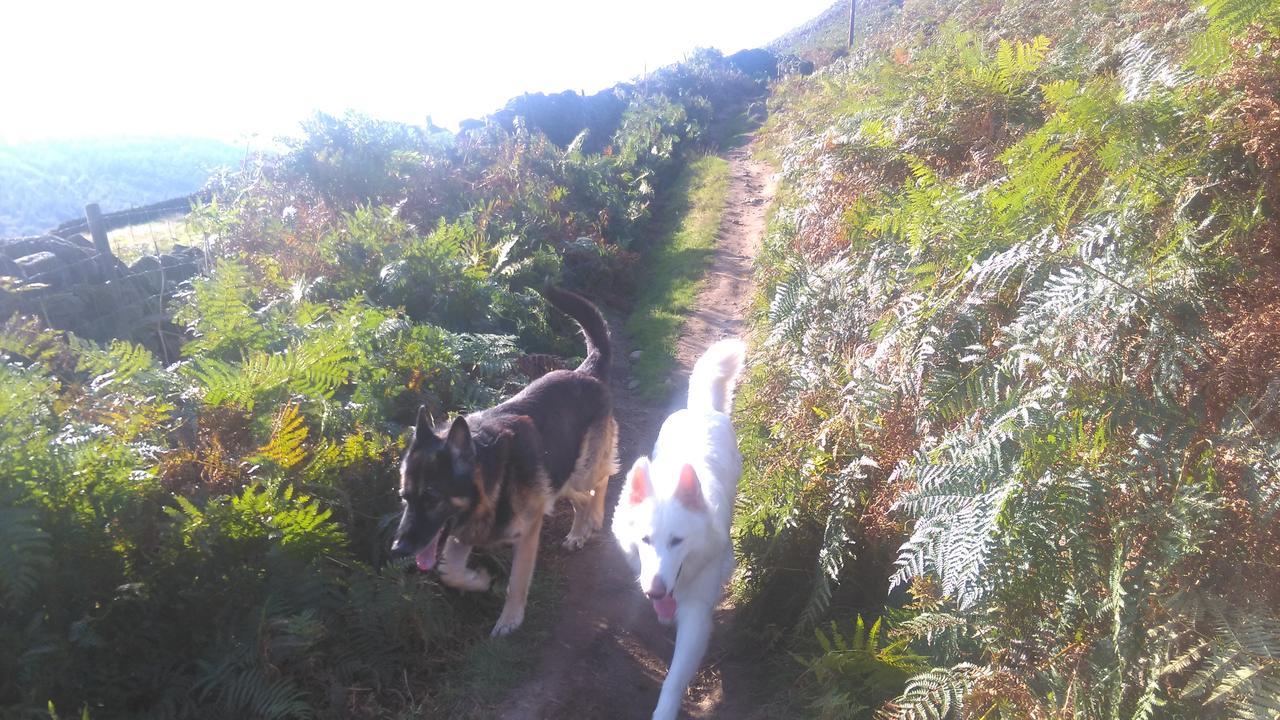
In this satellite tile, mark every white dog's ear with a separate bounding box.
[675,464,705,511]
[626,456,652,505]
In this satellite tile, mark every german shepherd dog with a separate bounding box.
[390,286,618,636]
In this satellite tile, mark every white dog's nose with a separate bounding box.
[646,577,668,599]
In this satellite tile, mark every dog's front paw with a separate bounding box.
[561,532,591,551]
[441,567,492,593]
[458,568,492,592]
[490,608,525,637]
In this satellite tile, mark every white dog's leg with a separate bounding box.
[653,602,714,720]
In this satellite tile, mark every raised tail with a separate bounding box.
[687,339,747,414]
[540,285,612,382]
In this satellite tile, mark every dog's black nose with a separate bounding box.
[390,538,413,559]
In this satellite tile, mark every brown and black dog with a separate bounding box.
[390,286,618,636]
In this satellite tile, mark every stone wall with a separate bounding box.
[0,233,204,359]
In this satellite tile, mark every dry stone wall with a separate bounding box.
[0,233,203,358]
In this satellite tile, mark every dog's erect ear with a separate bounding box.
[445,416,474,462]
[412,405,440,449]
[675,464,705,511]
[416,405,435,433]
[626,456,652,505]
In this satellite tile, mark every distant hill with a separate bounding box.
[0,136,242,236]
[769,1,848,54]
[769,0,901,60]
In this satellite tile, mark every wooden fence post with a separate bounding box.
[848,0,857,48]
[84,203,113,257]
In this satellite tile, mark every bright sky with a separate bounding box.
[2,0,833,143]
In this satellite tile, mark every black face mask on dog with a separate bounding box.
[390,409,476,570]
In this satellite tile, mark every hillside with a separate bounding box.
[0,136,242,236]
[769,0,901,61]
[737,0,1280,717]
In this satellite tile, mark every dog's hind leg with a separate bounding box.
[653,602,714,720]
[563,491,595,550]
[438,536,492,593]
[563,418,617,550]
[588,416,619,532]
[492,514,543,637]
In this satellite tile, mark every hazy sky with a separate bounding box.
[2,0,833,143]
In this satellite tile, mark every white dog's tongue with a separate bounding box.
[415,530,442,571]
[653,594,677,622]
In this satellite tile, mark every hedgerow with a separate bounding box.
[741,0,1280,716]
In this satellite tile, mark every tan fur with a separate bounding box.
[561,416,619,549]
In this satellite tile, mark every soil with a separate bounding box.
[492,144,776,719]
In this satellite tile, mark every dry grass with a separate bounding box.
[107,213,201,263]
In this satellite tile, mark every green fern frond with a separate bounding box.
[0,507,50,604]
[254,404,310,469]
[1203,0,1280,34]
[887,663,983,720]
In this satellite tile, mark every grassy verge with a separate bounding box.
[627,154,732,396]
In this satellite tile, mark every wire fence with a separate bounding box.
[51,191,211,237]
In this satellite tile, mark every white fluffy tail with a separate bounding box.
[687,339,747,414]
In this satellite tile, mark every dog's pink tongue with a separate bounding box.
[653,594,677,622]
[415,531,441,572]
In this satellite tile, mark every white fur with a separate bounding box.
[613,339,745,720]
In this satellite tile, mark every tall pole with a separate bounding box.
[848,0,857,48]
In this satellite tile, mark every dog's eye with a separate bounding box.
[670,537,684,547]
[641,535,652,545]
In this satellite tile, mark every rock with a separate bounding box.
[0,256,18,278]
[169,262,201,283]
[2,236,92,264]
[627,378,640,390]
[630,350,642,361]
[130,255,162,273]
[14,252,61,282]
[33,291,86,325]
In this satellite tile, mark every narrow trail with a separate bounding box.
[494,145,776,719]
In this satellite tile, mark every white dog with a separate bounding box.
[613,338,745,720]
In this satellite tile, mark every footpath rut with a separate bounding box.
[494,145,775,720]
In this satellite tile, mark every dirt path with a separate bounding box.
[493,145,775,719]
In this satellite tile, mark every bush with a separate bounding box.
[744,0,1280,716]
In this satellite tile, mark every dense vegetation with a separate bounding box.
[0,49,766,718]
[737,0,1280,717]
[0,137,242,236]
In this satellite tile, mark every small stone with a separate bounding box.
[627,379,640,390]
[630,350,642,361]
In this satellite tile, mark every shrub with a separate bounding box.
[744,0,1280,716]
